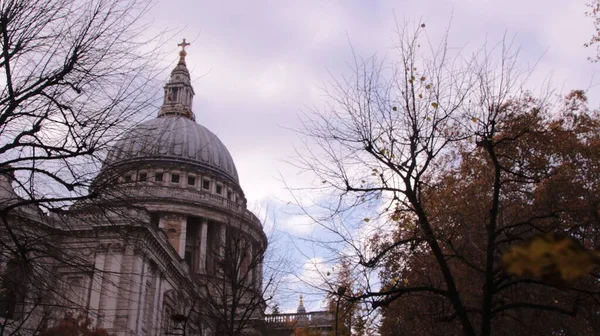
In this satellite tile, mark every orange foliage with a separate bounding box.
[379,92,600,335]
[39,313,114,336]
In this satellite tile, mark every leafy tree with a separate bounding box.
[295,21,600,336]
[378,90,600,336]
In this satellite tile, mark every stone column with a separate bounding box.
[246,244,253,283]
[126,252,144,331]
[114,245,134,330]
[102,248,123,330]
[219,224,226,260]
[199,219,208,273]
[179,218,188,259]
[151,272,164,335]
[135,261,150,336]
[88,251,106,325]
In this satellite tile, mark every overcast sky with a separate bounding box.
[146,0,600,312]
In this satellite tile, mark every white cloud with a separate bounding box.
[278,257,333,313]
[280,214,316,235]
[143,0,600,311]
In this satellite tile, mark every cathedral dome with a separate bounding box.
[102,39,239,185]
[104,116,239,184]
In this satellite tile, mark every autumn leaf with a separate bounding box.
[431,102,439,109]
[502,233,600,285]
[425,84,431,89]
[392,106,398,111]
[364,218,370,223]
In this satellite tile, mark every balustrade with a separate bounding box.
[118,185,262,227]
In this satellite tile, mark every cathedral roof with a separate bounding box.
[105,117,239,183]
[102,40,239,184]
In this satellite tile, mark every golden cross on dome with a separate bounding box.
[177,38,190,52]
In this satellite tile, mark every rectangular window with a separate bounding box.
[155,173,163,182]
[171,173,180,183]
[124,175,132,183]
[227,191,232,200]
[171,87,178,101]
[187,176,195,186]
[184,251,192,267]
[202,179,210,190]
[216,185,222,194]
[139,172,147,182]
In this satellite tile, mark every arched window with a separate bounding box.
[0,259,28,319]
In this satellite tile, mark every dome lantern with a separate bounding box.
[159,39,196,121]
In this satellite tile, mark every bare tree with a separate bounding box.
[0,0,164,212]
[191,221,274,336]
[293,21,600,336]
[0,0,166,334]
[585,0,600,61]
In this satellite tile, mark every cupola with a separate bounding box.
[159,39,196,120]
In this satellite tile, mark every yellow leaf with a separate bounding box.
[502,233,600,285]
[364,218,370,223]
[431,102,439,109]
[472,117,479,123]
[392,106,398,111]
[403,278,409,284]
[418,93,423,99]
[426,84,431,89]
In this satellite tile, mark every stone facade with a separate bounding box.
[0,42,267,336]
